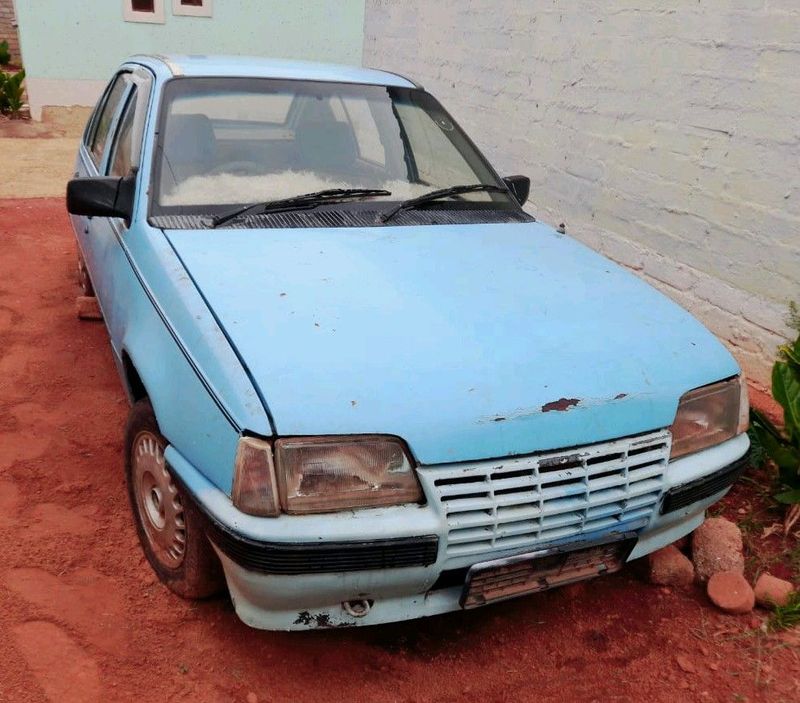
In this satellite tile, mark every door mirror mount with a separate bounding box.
[502,175,531,206]
[67,174,135,224]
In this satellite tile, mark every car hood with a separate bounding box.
[165,222,739,465]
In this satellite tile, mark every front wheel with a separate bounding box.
[124,399,225,599]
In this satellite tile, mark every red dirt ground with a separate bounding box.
[0,198,798,703]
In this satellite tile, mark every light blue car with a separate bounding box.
[67,55,750,630]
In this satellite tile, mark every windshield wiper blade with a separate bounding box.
[379,184,508,224]
[210,188,392,228]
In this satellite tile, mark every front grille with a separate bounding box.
[420,430,670,558]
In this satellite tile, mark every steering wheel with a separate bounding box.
[207,160,264,176]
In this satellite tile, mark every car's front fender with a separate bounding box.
[114,222,272,490]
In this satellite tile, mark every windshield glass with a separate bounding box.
[152,77,509,213]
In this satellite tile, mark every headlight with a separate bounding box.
[670,376,749,460]
[275,435,423,514]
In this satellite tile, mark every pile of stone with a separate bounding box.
[647,517,796,614]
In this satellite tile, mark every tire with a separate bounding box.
[77,251,94,296]
[124,399,225,599]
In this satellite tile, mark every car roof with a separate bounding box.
[127,54,419,89]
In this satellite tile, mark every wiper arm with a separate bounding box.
[210,188,391,228]
[379,184,508,224]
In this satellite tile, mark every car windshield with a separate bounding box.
[152,77,510,214]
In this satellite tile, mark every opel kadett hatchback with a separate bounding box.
[67,55,750,630]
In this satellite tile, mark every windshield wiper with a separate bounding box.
[210,188,391,228]
[379,184,509,224]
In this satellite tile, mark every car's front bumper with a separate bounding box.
[165,432,749,630]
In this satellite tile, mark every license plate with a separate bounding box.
[460,534,636,609]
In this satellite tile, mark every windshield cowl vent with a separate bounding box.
[150,208,534,231]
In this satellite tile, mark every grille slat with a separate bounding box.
[448,527,495,544]
[626,448,670,467]
[448,511,497,529]
[424,430,671,557]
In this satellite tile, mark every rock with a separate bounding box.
[707,571,755,614]
[673,535,689,552]
[246,693,258,703]
[691,517,745,582]
[753,573,795,609]
[76,295,102,321]
[676,654,696,674]
[648,545,695,587]
[748,614,764,630]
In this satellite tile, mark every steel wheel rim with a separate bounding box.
[132,430,186,569]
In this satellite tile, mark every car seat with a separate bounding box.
[294,119,359,176]
[161,114,217,187]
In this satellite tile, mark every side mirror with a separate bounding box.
[503,175,530,206]
[66,175,135,223]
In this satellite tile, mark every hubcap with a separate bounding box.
[132,431,186,569]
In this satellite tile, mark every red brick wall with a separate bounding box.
[0,0,20,64]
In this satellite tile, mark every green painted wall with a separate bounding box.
[15,0,365,80]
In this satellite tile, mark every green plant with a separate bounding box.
[767,590,800,632]
[0,68,25,117]
[0,40,10,66]
[749,303,800,529]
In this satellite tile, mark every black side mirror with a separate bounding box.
[503,175,531,206]
[67,175,135,223]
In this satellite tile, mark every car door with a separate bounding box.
[73,71,131,289]
[82,68,152,346]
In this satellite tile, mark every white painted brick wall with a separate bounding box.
[364,0,799,387]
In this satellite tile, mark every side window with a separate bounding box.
[108,89,138,177]
[89,75,129,167]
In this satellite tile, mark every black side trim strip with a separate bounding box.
[660,452,750,514]
[209,524,439,575]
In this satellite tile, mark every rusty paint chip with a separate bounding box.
[539,453,582,469]
[541,398,580,413]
